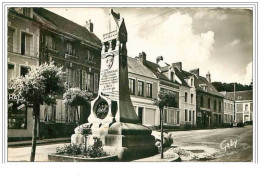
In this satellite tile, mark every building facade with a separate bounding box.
[191,69,224,128]
[220,91,234,125]
[226,90,253,124]
[128,53,160,126]
[8,8,40,139]
[172,63,196,128]
[8,8,102,139]
[33,8,102,128]
[145,55,180,127]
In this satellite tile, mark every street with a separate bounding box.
[169,125,253,162]
[8,126,253,162]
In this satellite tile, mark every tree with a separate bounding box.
[63,88,92,124]
[10,62,66,162]
[153,90,176,159]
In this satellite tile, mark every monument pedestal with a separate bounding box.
[71,9,158,160]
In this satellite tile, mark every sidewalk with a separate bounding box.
[8,137,71,147]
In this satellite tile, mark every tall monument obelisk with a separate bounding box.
[72,9,157,160]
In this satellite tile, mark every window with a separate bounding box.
[245,104,249,111]
[66,42,75,56]
[8,64,15,84]
[75,69,81,88]
[86,73,94,92]
[189,110,191,122]
[22,8,31,17]
[8,101,27,129]
[21,32,32,56]
[190,78,193,87]
[146,83,152,98]
[20,66,29,77]
[164,109,168,123]
[67,68,74,88]
[184,92,188,102]
[170,72,175,81]
[86,49,94,62]
[219,101,221,112]
[185,109,188,121]
[191,94,193,104]
[129,78,135,95]
[45,35,55,49]
[82,71,94,91]
[8,27,14,52]
[200,96,204,107]
[214,100,217,111]
[208,98,211,109]
[137,81,144,96]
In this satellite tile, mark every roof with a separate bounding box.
[145,61,180,85]
[33,8,101,47]
[226,90,253,101]
[173,67,190,87]
[194,76,224,98]
[127,57,157,79]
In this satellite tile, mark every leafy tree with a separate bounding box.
[153,90,176,158]
[212,82,252,92]
[10,62,66,162]
[63,88,92,124]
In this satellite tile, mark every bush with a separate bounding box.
[56,143,84,156]
[56,141,107,158]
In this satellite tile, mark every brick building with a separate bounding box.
[33,8,102,128]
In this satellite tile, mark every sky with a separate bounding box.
[47,7,253,85]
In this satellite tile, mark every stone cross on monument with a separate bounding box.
[72,9,157,160]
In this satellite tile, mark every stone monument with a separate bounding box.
[71,9,157,160]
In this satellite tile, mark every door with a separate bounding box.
[138,107,143,124]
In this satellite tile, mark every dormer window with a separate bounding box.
[199,84,208,92]
[23,8,32,18]
[190,78,194,87]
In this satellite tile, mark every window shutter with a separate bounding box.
[94,73,99,93]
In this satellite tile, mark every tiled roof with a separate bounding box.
[33,8,101,47]
[226,90,253,101]
[127,57,157,79]
[194,76,224,98]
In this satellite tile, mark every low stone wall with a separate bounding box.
[48,154,118,162]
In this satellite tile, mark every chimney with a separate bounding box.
[139,52,146,64]
[172,62,182,71]
[206,71,211,83]
[85,19,93,32]
[190,68,199,77]
[156,56,163,64]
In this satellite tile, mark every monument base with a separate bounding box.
[72,122,158,161]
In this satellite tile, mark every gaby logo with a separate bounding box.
[220,139,238,152]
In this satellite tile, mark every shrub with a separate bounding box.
[56,139,107,158]
[56,143,84,156]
